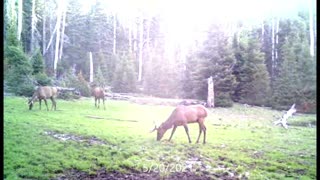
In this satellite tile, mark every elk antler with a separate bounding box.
[149,121,159,133]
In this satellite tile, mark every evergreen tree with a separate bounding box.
[32,49,45,74]
[5,45,34,96]
[188,25,237,107]
[233,33,271,106]
[112,54,137,93]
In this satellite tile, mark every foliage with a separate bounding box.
[271,18,316,113]
[232,33,271,106]
[31,49,45,74]
[76,71,91,97]
[112,54,137,93]
[34,73,52,86]
[5,45,33,96]
[187,25,237,107]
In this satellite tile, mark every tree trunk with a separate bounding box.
[271,17,275,78]
[275,17,279,64]
[42,0,46,55]
[128,19,132,53]
[309,0,314,57]
[59,1,67,60]
[89,52,93,83]
[17,0,23,41]
[113,12,117,54]
[30,0,36,53]
[138,13,144,82]
[133,17,138,59]
[53,0,63,77]
[261,21,264,43]
[207,76,214,108]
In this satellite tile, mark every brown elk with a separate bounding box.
[150,105,208,144]
[28,86,58,111]
[92,87,106,110]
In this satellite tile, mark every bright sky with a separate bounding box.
[80,0,313,50]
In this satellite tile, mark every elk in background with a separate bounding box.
[91,86,106,110]
[28,86,58,111]
[150,105,208,144]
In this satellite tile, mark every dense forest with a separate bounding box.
[4,0,316,113]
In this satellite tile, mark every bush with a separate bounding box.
[34,73,52,86]
[215,93,233,107]
[15,81,35,97]
[4,45,33,96]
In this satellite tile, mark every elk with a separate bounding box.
[92,87,106,110]
[150,105,208,144]
[28,86,58,111]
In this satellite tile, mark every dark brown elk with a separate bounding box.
[150,105,208,144]
[92,87,106,110]
[28,86,58,111]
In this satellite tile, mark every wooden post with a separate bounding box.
[207,76,214,108]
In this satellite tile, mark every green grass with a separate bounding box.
[4,97,317,179]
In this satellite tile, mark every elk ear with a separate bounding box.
[150,125,158,133]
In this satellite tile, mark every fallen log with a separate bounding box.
[273,104,296,129]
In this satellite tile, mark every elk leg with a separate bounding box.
[202,124,207,144]
[98,99,100,108]
[183,125,192,143]
[168,125,177,141]
[44,99,49,111]
[51,97,56,110]
[103,98,105,110]
[39,99,42,110]
[95,98,97,108]
[196,123,203,143]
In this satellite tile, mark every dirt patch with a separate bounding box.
[53,168,236,180]
[43,131,111,146]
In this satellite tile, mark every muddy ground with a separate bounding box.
[54,168,242,180]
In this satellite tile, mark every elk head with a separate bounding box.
[150,121,166,141]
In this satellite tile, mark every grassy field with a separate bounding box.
[4,96,317,179]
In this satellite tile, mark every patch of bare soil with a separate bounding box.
[43,131,111,146]
[53,168,232,180]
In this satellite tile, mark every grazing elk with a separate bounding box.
[150,105,208,144]
[92,87,106,110]
[28,86,58,111]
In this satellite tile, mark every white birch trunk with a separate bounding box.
[45,25,57,53]
[17,0,23,41]
[128,19,132,53]
[138,14,144,82]
[42,1,46,55]
[59,1,67,60]
[146,15,151,62]
[261,21,264,43]
[89,52,93,83]
[309,0,314,57]
[275,17,279,60]
[271,18,275,78]
[133,17,137,55]
[113,12,117,54]
[53,0,63,77]
[31,0,36,52]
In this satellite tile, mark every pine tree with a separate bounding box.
[233,33,271,106]
[112,54,137,93]
[189,25,237,107]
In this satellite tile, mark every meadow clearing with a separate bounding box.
[4,96,316,179]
